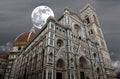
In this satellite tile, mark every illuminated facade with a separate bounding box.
[9,4,116,79]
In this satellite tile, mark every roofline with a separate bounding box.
[20,17,72,55]
[80,4,95,13]
[14,33,33,45]
[58,8,83,22]
[20,17,56,54]
[14,32,27,45]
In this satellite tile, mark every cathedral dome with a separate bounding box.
[0,53,9,60]
[14,27,36,46]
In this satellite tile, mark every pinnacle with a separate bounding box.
[29,27,36,34]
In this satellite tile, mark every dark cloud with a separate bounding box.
[113,60,120,73]
[91,0,120,62]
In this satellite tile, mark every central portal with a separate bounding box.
[56,72,62,79]
[56,59,65,79]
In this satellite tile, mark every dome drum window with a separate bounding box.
[18,47,21,51]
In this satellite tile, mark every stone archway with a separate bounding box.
[96,68,100,79]
[56,59,65,79]
[79,57,89,69]
[79,57,90,79]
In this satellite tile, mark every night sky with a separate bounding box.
[0,0,120,72]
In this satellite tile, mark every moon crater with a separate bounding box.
[31,5,54,29]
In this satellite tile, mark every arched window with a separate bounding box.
[74,24,80,36]
[90,29,94,34]
[49,52,53,63]
[85,15,90,24]
[93,15,97,24]
[93,53,97,58]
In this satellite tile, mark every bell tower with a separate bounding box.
[80,4,107,51]
[80,4,116,79]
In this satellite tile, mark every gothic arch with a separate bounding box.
[56,59,65,69]
[96,67,100,74]
[79,57,89,68]
[96,67,101,79]
[56,59,66,79]
[79,57,90,79]
[73,24,81,36]
[93,53,97,59]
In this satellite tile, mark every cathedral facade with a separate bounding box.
[8,4,116,79]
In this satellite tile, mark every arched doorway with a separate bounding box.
[56,59,65,79]
[96,68,100,79]
[79,57,89,79]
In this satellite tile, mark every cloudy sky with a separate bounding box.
[0,0,120,71]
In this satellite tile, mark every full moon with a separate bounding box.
[31,5,54,29]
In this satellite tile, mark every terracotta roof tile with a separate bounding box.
[0,53,9,60]
[14,32,36,46]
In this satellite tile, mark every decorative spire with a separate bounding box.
[63,7,70,15]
